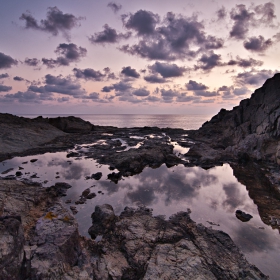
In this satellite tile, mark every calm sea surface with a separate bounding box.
[20,114,211,130]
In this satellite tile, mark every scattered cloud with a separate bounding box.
[144,75,167,83]
[243,36,273,52]
[20,6,83,41]
[73,68,106,81]
[24,58,41,67]
[0,73,9,79]
[216,6,227,21]
[121,66,140,78]
[194,51,222,71]
[0,84,12,92]
[132,88,150,96]
[13,76,25,81]
[42,43,87,68]
[148,61,187,78]
[0,52,18,69]
[107,2,122,13]
[227,56,263,68]
[234,69,278,86]
[89,24,131,44]
[186,80,208,91]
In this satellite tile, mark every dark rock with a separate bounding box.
[66,151,79,158]
[91,172,102,180]
[22,162,28,164]
[30,159,38,163]
[18,166,24,170]
[107,172,122,183]
[48,116,93,133]
[235,210,253,222]
[90,204,268,279]
[88,204,116,238]
[47,182,72,197]
[82,188,91,197]
[87,193,96,199]
[15,171,22,176]
[30,173,39,178]
[75,197,87,204]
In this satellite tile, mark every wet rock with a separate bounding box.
[18,166,24,170]
[15,171,22,176]
[107,172,122,183]
[47,182,72,197]
[66,151,80,158]
[22,162,28,164]
[70,205,78,215]
[235,210,253,222]
[0,216,25,279]
[30,159,38,163]
[87,193,96,199]
[30,173,39,178]
[82,188,91,197]
[88,204,116,239]
[48,116,93,133]
[75,197,87,204]
[91,172,102,180]
[90,204,268,279]
[1,168,14,174]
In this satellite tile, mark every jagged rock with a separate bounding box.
[48,116,93,133]
[0,216,25,279]
[47,182,72,197]
[91,172,102,180]
[15,171,22,177]
[86,193,96,199]
[82,188,91,197]
[90,205,268,279]
[107,172,123,183]
[236,210,253,222]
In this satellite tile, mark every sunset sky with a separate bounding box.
[0,0,279,114]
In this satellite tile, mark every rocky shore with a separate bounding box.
[0,74,279,279]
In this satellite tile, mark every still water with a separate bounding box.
[1,149,279,279]
[20,114,211,130]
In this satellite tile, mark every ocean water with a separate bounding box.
[20,114,211,130]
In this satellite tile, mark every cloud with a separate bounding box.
[229,3,278,40]
[227,56,263,68]
[13,76,24,81]
[243,36,273,52]
[216,7,227,21]
[176,93,199,103]
[122,10,160,36]
[0,52,18,69]
[42,43,87,68]
[20,6,83,40]
[144,75,167,83]
[160,89,179,102]
[89,24,131,44]
[194,51,222,71]
[0,73,9,79]
[82,92,111,103]
[57,97,69,102]
[24,57,40,67]
[107,2,122,13]
[193,90,219,97]
[145,95,160,102]
[101,86,114,92]
[121,66,140,78]
[73,68,106,81]
[3,91,53,103]
[148,61,187,78]
[233,87,250,95]
[132,88,150,96]
[120,12,224,61]
[0,84,12,92]
[29,74,85,97]
[186,80,208,91]
[234,69,278,86]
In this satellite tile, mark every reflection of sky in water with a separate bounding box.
[1,152,280,279]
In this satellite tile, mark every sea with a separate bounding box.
[19,114,211,130]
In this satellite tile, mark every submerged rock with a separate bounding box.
[89,204,268,280]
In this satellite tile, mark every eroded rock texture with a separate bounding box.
[89,205,268,280]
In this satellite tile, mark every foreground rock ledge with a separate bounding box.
[89,204,268,280]
[0,179,268,279]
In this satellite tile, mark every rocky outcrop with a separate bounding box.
[48,116,94,133]
[89,204,268,280]
[191,73,280,165]
[0,179,92,279]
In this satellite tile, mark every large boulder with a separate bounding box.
[48,116,93,133]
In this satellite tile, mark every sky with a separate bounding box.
[0,0,279,115]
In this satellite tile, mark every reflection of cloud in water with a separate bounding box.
[98,180,122,195]
[61,164,88,180]
[234,223,274,253]
[123,165,218,206]
[222,183,247,212]
[127,186,157,206]
[47,158,70,168]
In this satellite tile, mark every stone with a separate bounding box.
[15,171,22,176]
[86,193,96,199]
[30,159,38,163]
[235,210,253,222]
[82,188,91,197]
[91,172,102,180]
